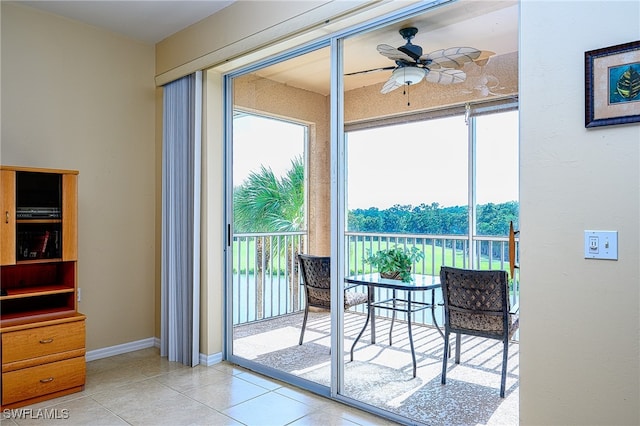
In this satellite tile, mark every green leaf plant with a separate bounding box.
[365,246,424,282]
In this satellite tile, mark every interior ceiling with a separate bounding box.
[12,0,236,44]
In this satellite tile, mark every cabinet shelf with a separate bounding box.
[1,261,75,291]
[16,219,62,224]
[15,258,63,265]
[1,285,74,300]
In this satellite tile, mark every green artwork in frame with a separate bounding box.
[585,40,640,127]
[609,62,640,104]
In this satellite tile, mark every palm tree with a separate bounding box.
[234,156,304,318]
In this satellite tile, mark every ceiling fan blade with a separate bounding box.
[473,50,496,67]
[345,66,395,76]
[377,44,415,63]
[423,47,482,69]
[380,74,403,94]
[426,68,467,84]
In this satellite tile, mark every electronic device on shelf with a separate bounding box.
[16,207,61,219]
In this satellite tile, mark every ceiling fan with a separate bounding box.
[347,27,483,95]
[459,50,509,97]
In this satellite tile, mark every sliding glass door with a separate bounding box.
[222,1,519,423]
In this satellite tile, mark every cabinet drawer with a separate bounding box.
[2,356,85,405]
[2,321,85,363]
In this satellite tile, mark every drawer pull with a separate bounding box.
[40,377,54,383]
[39,338,54,344]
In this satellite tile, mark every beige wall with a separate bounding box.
[519,1,639,425]
[1,3,157,351]
[161,0,640,424]
[156,1,334,77]
[201,70,225,355]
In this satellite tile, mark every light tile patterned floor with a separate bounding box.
[0,348,394,426]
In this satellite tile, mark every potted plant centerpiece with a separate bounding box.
[365,246,424,282]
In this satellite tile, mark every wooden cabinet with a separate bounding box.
[0,170,16,266]
[0,166,85,409]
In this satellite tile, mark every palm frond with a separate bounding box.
[233,158,305,234]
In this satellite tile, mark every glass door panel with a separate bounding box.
[342,117,468,421]
[228,46,332,388]
[475,110,519,235]
[338,3,517,420]
[475,110,520,307]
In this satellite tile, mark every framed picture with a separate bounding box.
[585,40,640,128]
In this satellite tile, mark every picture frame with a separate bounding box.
[585,40,640,128]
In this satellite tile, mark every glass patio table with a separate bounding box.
[345,273,443,377]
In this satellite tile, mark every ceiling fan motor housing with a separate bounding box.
[398,27,418,40]
[398,27,423,60]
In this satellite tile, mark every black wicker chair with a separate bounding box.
[297,254,368,345]
[439,266,519,397]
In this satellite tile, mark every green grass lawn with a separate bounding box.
[232,238,509,276]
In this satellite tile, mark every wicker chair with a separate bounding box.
[439,266,519,397]
[297,254,368,345]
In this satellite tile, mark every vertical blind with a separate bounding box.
[161,72,202,366]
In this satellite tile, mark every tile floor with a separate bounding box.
[1,348,397,426]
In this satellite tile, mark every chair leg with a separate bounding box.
[455,333,461,364]
[441,330,450,385]
[500,338,509,398]
[299,306,309,345]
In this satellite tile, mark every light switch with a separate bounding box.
[584,230,618,260]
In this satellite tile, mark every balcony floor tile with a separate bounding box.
[234,311,518,425]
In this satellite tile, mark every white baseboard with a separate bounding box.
[86,337,223,367]
[85,337,156,362]
[200,352,223,366]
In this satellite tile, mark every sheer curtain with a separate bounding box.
[160,72,201,366]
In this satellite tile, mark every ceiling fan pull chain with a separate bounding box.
[407,83,411,106]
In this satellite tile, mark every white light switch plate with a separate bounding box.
[584,230,618,260]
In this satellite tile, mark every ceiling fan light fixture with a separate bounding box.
[392,67,425,86]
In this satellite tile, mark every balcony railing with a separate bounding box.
[232,231,519,339]
[231,231,306,324]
